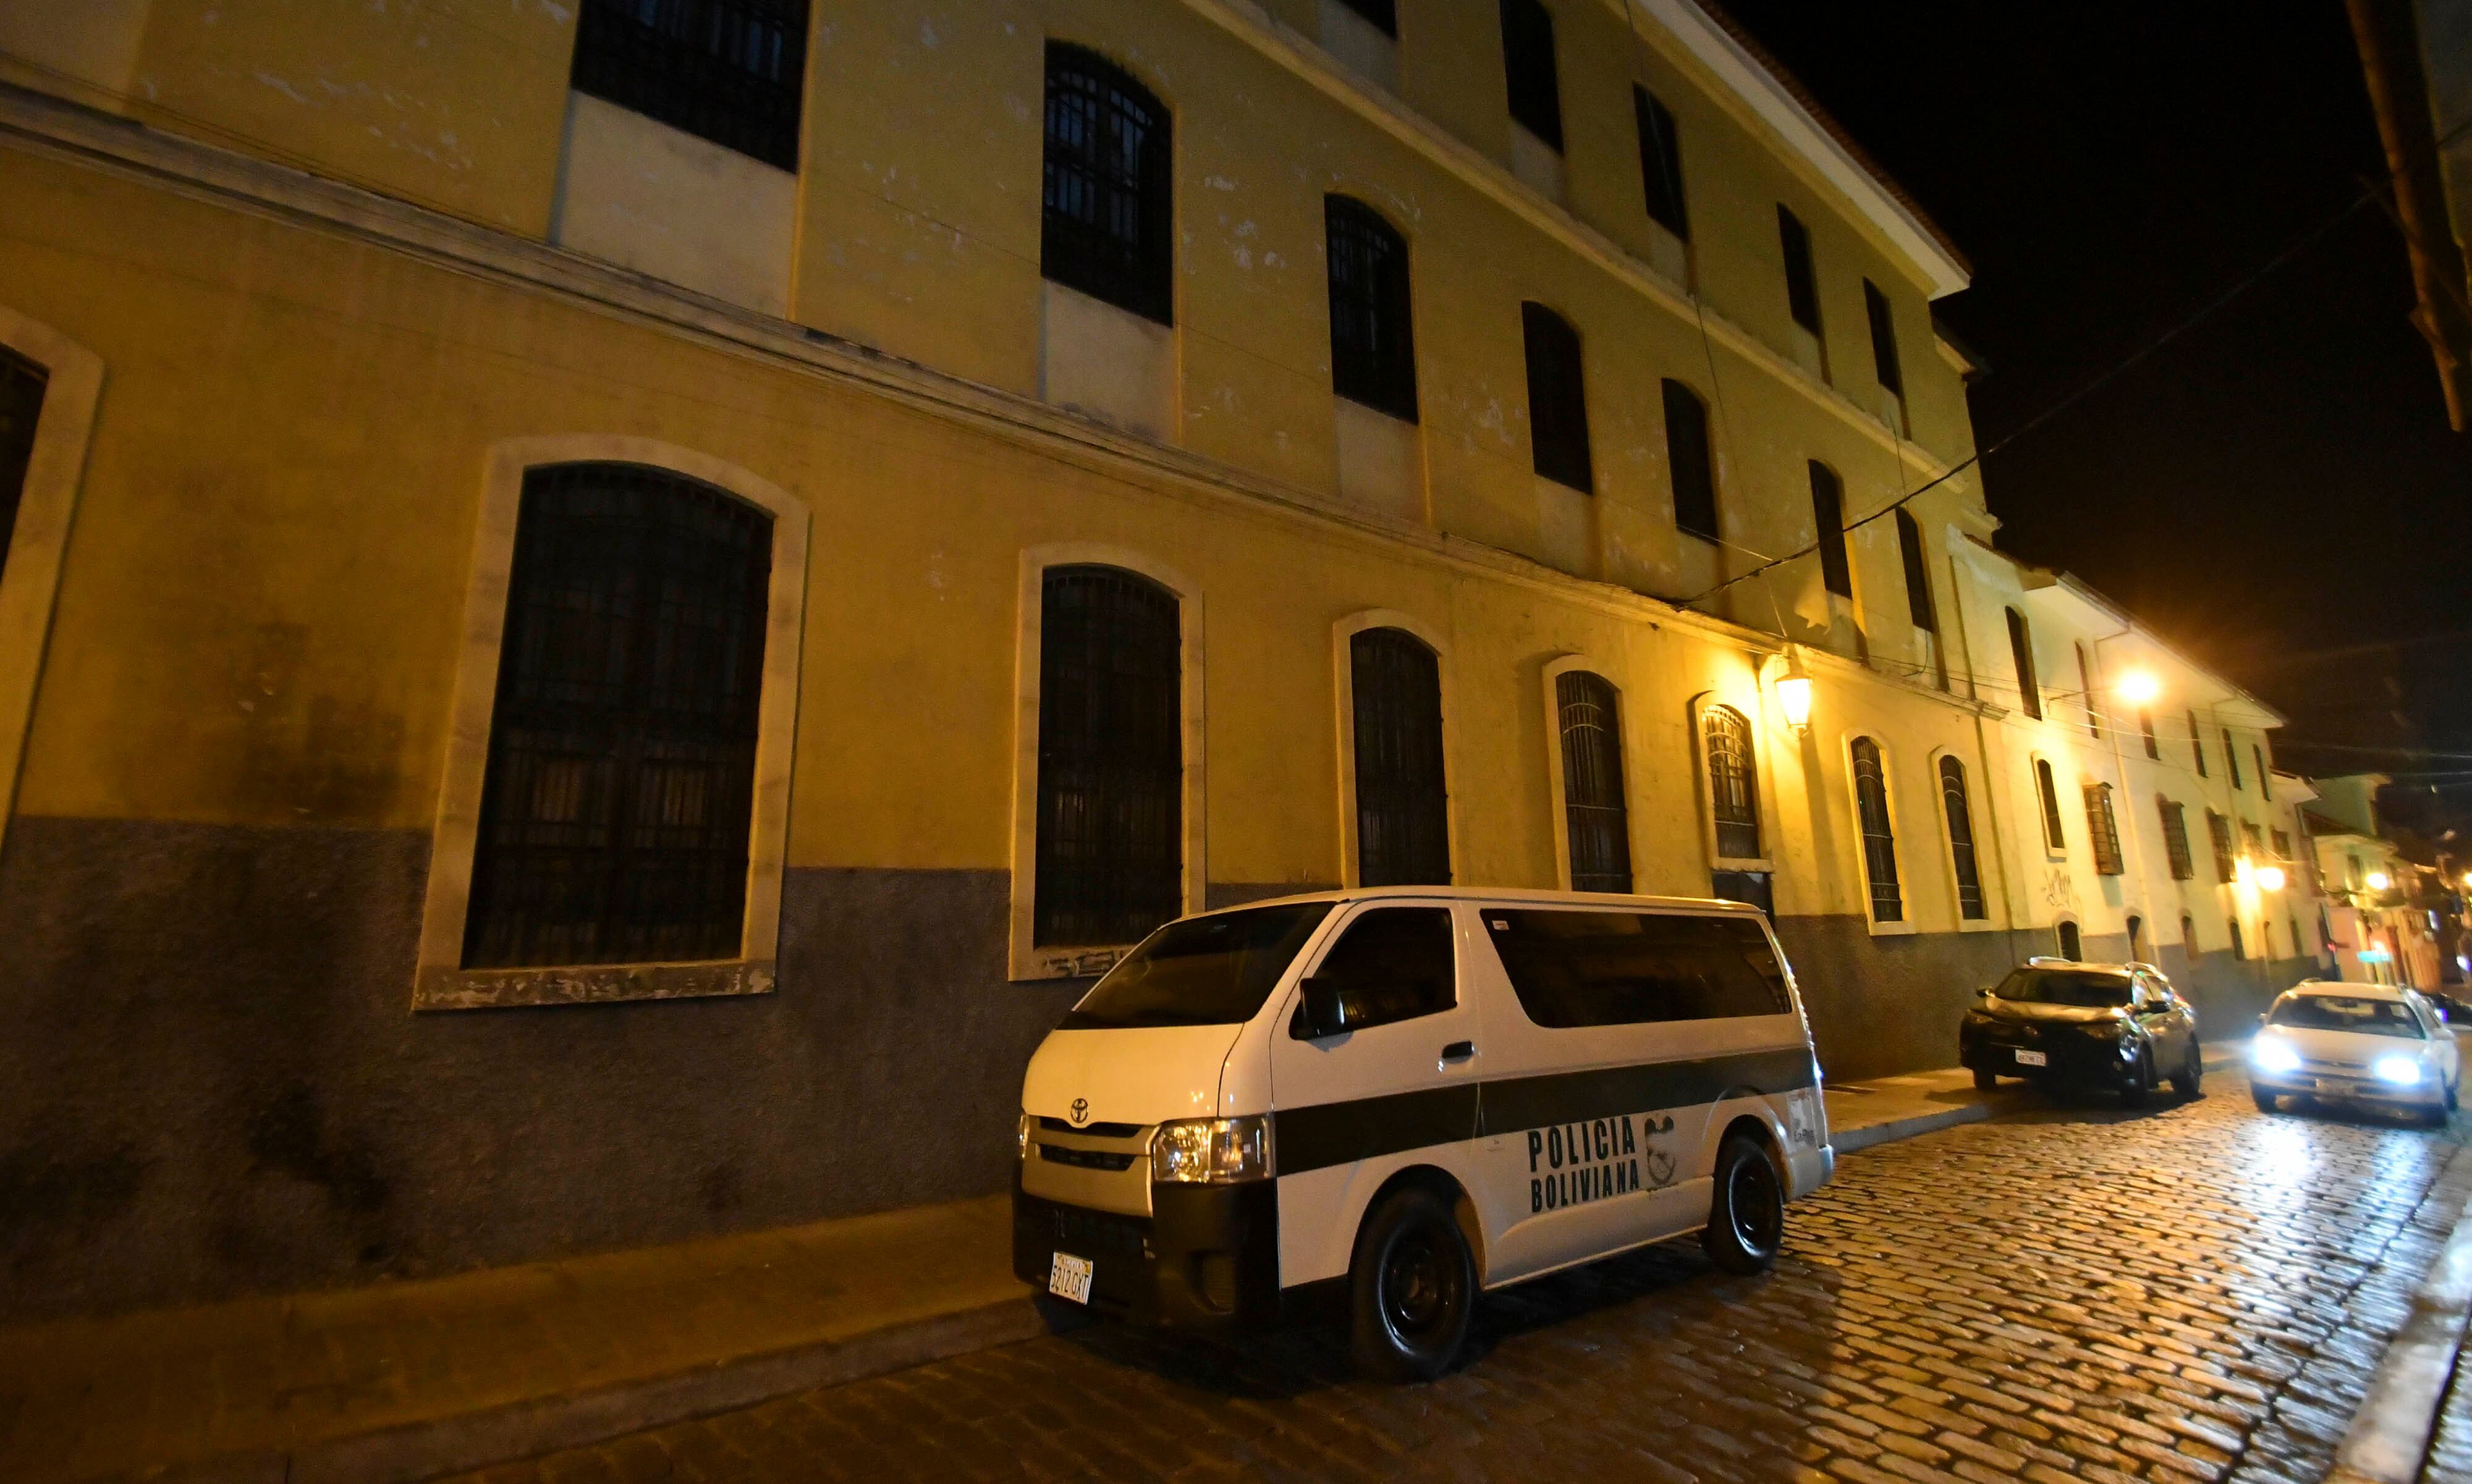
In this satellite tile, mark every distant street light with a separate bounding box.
[2255,864,2287,892]
[2367,871,2393,892]
[2115,669,2162,706]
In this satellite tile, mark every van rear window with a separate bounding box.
[1482,911,1790,1028]
[1060,903,1335,1031]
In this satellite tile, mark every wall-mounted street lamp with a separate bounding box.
[1775,652,1813,731]
[2115,668,2162,707]
[2254,864,2288,892]
[2368,871,2393,892]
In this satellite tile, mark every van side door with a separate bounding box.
[1267,903,1481,1289]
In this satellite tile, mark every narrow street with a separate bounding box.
[449,1071,2468,1484]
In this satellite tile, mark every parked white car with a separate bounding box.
[2250,980,2460,1124]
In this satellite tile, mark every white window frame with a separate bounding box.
[1333,607,1455,890]
[1840,729,1913,935]
[1688,689,1774,875]
[1927,745,2000,931]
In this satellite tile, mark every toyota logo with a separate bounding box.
[1069,1098,1090,1125]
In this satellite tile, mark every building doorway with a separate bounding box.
[2056,920,2082,960]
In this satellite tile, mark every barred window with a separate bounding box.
[2188,710,2207,776]
[2224,728,2244,790]
[1352,628,1451,887]
[1778,205,1819,333]
[0,347,44,583]
[2007,607,2041,719]
[1043,44,1174,324]
[2206,809,2235,883]
[1633,85,1687,238]
[2035,759,2065,852]
[1664,379,1717,541]
[2158,798,2193,880]
[1939,756,1985,920]
[1035,566,1183,948]
[570,0,809,171]
[463,463,774,969]
[1704,704,1760,861]
[1896,508,1936,633]
[1810,461,1850,599]
[1522,303,1592,492]
[1326,196,1418,421]
[1556,672,1630,893]
[1863,279,1903,396]
[1499,0,1562,150]
[1850,736,1902,923]
[2084,783,2124,876]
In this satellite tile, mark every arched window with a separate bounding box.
[2034,758,2065,851]
[1895,508,1936,633]
[2254,744,2271,801]
[1938,756,1985,920]
[1521,303,1591,492]
[1556,672,1630,893]
[1850,736,1902,922]
[1703,704,1759,860]
[2056,921,2081,961]
[1042,44,1174,324]
[1499,0,1563,150]
[2187,710,2207,775]
[1352,627,1450,886]
[1663,379,1717,540]
[2224,728,2244,790]
[1810,461,1850,598]
[2127,914,2146,960]
[1034,565,1184,947]
[2140,710,2159,758]
[2227,916,2245,960]
[1633,85,1687,237]
[1324,196,1418,421]
[2005,607,2041,719]
[464,463,775,969]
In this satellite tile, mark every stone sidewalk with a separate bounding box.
[0,1044,2250,1484]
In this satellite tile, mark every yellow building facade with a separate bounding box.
[0,0,2322,1318]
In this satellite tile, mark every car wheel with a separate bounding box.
[2120,1048,2154,1109]
[1702,1132,1787,1276]
[1348,1186,1475,1383]
[1972,1068,1999,1091]
[2171,1042,2202,1099]
[2252,1086,2278,1114]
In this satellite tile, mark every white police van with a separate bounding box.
[1012,887,1833,1379]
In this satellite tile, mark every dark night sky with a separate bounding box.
[1722,2,2472,807]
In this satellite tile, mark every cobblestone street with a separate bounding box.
[451,1072,2469,1484]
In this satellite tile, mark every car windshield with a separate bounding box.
[1058,903,1335,1031]
[1992,968,2133,1008]
[2268,994,2425,1039]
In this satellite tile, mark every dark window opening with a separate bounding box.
[2056,921,2082,961]
[2076,643,2101,740]
[1325,196,1418,422]
[1043,43,1174,324]
[1484,909,1790,1027]
[1862,279,1902,396]
[1556,671,1631,893]
[2141,710,2159,759]
[2085,783,2124,876]
[2254,744,2271,801]
[463,463,773,969]
[1711,869,1773,918]
[1850,736,1902,922]
[1633,85,1687,238]
[1352,627,1450,886]
[0,347,45,583]
[2224,728,2243,790]
[1704,704,1760,860]
[2035,759,2065,851]
[2228,916,2245,960]
[2159,798,2193,880]
[1334,0,1397,36]
[570,0,810,171]
[1778,204,1820,332]
[2206,809,2236,883]
[1810,461,1850,598]
[1035,565,1183,948]
[1522,302,1592,492]
[1895,508,1935,633]
[1499,0,1563,150]
[2188,710,2207,776]
[1939,756,1985,920]
[1663,378,1717,541]
[2006,607,2041,719]
[1296,906,1456,1037]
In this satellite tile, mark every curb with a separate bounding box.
[2330,1146,2472,1484]
[112,1298,1060,1484]
[1829,1042,2250,1157]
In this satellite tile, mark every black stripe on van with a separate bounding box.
[1271,1047,1815,1176]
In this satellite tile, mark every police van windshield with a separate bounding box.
[2269,994,2425,1039]
[1992,968,2133,1008]
[1059,903,1335,1031]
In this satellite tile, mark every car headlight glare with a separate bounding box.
[2252,1039,2301,1076]
[1151,1115,1274,1184]
[2374,1055,2425,1087]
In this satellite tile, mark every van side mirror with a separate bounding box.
[1974,986,1992,1000]
[1297,977,1352,1040]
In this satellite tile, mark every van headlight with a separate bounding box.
[1151,1116,1274,1184]
[2374,1055,2424,1087]
[2253,1039,2301,1076]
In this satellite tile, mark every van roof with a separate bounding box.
[1200,885,1771,916]
[2282,979,2413,1003]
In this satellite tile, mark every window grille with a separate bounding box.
[2006,608,2041,719]
[2035,759,2065,851]
[1521,303,1592,492]
[1633,85,1687,238]
[2076,644,2101,740]
[2158,798,2193,880]
[2188,710,2207,775]
[1335,0,1397,35]
[1556,672,1630,893]
[2084,783,2124,876]
[1499,0,1562,150]
[570,0,809,170]
[1939,756,1985,919]
[2224,729,2243,789]
[1778,205,1819,332]
[1663,379,1717,541]
[2206,810,2236,883]
[462,463,773,969]
[1034,566,1183,948]
[1809,461,1850,598]
[1325,196,1418,421]
[1043,44,1174,324]
[1704,705,1760,860]
[0,347,44,583]
[1352,628,1450,887]
[1850,737,1902,922]
[1863,279,1903,396]
[2141,710,2159,759]
[1895,508,1935,633]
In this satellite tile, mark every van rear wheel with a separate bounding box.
[1348,1186,1474,1383]
[1702,1132,1785,1275]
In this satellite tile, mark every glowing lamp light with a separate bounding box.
[1774,652,1813,730]
[2115,668,2162,707]
[2460,871,2471,890]
[2367,871,2392,892]
[2234,856,2255,886]
[2254,864,2287,892]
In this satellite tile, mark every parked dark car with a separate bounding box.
[1959,959,2201,1107]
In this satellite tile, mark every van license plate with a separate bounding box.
[2013,1049,2047,1067]
[2316,1077,2359,1097]
[1048,1252,1093,1304]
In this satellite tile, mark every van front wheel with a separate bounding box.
[1702,1132,1785,1275]
[1348,1186,1475,1383]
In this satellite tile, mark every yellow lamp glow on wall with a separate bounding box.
[2367,871,2392,892]
[2254,864,2287,892]
[1776,654,1813,730]
[2115,668,2162,707]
